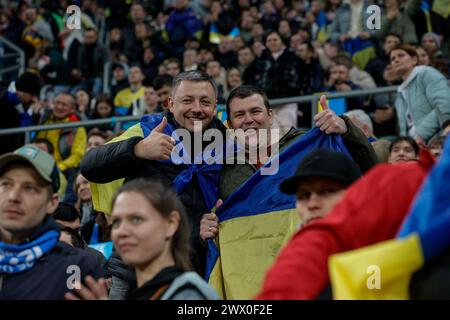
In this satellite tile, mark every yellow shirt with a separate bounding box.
[113,86,145,115]
[37,115,87,172]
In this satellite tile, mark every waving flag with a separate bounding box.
[209,23,240,44]
[330,138,450,300]
[206,128,354,299]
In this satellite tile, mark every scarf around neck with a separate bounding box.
[0,230,59,274]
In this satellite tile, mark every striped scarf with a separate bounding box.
[0,230,59,274]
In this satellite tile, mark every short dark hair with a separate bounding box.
[385,32,402,43]
[172,70,218,98]
[226,85,271,118]
[112,178,192,271]
[88,128,108,140]
[389,136,419,155]
[32,137,54,155]
[153,74,173,91]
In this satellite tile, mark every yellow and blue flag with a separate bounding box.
[209,23,240,44]
[206,128,354,299]
[329,137,450,300]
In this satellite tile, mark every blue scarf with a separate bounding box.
[0,230,59,274]
[140,114,222,209]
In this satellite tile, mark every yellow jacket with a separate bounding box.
[37,114,87,172]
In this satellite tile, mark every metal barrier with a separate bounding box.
[0,36,25,81]
[0,85,400,144]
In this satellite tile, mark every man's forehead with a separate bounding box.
[174,81,216,96]
[230,94,265,109]
[0,163,46,185]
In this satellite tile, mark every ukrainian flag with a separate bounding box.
[206,128,354,299]
[209,23,240,44]
[329,137,450,300]
[90,124,144,214]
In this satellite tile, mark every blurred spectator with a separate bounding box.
[260,0,279,30]
[87,129,108,152]
[114,66,145,116]
[28,25,71,94]
[334,53,376,90]
[232,35,246,53]
[0,71,42,155]
[316,39,339,70]
[182,49,198,72]
[202,0,235,41]
[69,27,107,97]
[416,45,433,66]
[443,119,450,137]
[289,33,304,51]
[278,18,292,43]
[257,31,300,99]
[328,0,374,45]
[153,74,173,109]
[256,30,301,131]
[37,92,87,204]
[52,202,106,265]
[388,136,419,164]
[197,47,215,67]
[427,135,445,159]
[297,42,324,95]
[237,46,258,85]
[366,33,401,86]
[143,84,163,114]
[324,0,343,25]
[108,27,126,61]
[75,89,92,120]
[206,60,227,102]
[216,36,238,69]
[251,22,265,44]
[371,94,399,138]
[326,62,364,111]
[74,172,111,245]
[165,0,203,57]
[140,47,159,82]
[240,12,256,43]
[110,62,129,97]
[21,6,54,61]
[223,67,243,99]
[32,137,68,199]
[90,93,115,135]
[376,0,418,45]
[166,57,182,77]
[421,32,449,60]
[122,2,150,55]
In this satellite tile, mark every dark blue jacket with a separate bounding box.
[0,216,103,300]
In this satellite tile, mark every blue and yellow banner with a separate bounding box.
[329,137,450,300]
[206,128,354,299]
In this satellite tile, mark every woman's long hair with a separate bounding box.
[111,178,192,271]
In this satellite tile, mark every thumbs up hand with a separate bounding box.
[313,95,348,135]
[134,117,176,161]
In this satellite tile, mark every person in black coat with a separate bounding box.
[80,71,227,277]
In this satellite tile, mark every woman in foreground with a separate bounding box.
[65,178,219,300]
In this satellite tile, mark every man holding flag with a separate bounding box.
[201,85,378,299]
[81,71,227,278]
